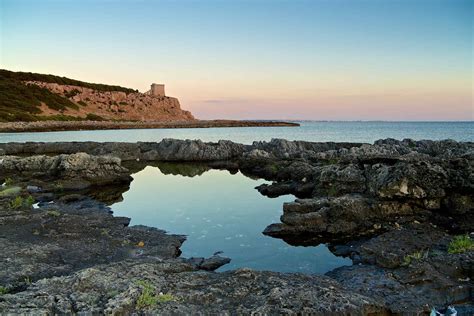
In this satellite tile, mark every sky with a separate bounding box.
[0,0,472,120]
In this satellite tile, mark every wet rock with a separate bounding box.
[186,255,231,271]
[256,182,295,197]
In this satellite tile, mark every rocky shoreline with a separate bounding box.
[0,120,299,133]
[0,138,472,314]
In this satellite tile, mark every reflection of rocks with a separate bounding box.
[157,162,210,177]
[124,161,211,178]
[1,137,473,313]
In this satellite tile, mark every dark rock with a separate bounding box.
[186,255,231,271]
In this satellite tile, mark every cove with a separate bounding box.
[112,163,351,274]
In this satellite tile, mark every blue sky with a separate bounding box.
[1,0,472,120]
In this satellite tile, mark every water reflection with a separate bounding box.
[112,164,351,274]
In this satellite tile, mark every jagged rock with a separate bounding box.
[263,195,434,242]
[0,153,131,187]
[186,255,231,271]
[0,260,387,315]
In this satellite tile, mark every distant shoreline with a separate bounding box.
[0,120,299,133]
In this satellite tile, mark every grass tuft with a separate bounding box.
[448,235,474,254]
[135,280,175,309]
[0,286,9,295]
[9,195,35,209]
[402,249,429,266]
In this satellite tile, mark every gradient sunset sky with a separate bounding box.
[1,0,472,120]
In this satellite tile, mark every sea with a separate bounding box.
[0,121,473,144]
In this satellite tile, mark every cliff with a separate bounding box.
[0,69,195,122]
[30,81,194,122]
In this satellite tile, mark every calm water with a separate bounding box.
[1,121,473,144]
[112,165,351,274]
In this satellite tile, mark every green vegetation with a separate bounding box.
[402,250,429,266]
[448,235,474,254]
[3,178,13,186]
[0,186,21,197]
[85,113,106,121]
[54,183,64,192]
[119,101,128,105]
[46,210,61,217]
[101,228,111,237]
[0,74,78,122]
[9,195,35,209]
[0,69,136,122]
[322,158,340,165]
[156,293,176,303]
[327,186,338,197]
[77,100,88,106]
[0,69,136,93]
[0,286,9,295]
[36,115,84,121]
[136,280,176,309]
[64,89,81,98]
[268,163,280,173]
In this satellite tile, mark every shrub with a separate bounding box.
[77,100,87,106]
[135,280,175,309]
[0,286,9,295]
[136,280,158,309]
[0,69,136,121]
[0,69,136,93]
[64,89,81,98]
[448,235,474,254]
[85,113,106,121]
[3,177,13,186]
[25,195,35,206]
[9,195,35,209]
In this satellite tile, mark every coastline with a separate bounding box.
[0,138,472,314]
[0,119,299,133]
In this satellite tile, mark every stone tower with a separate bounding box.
[150,83,165,96]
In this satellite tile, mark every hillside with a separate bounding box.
[0,69,194,122]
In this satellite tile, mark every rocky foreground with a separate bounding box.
[0,138,473,314]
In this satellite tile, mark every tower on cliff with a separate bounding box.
[150,83,165,96]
